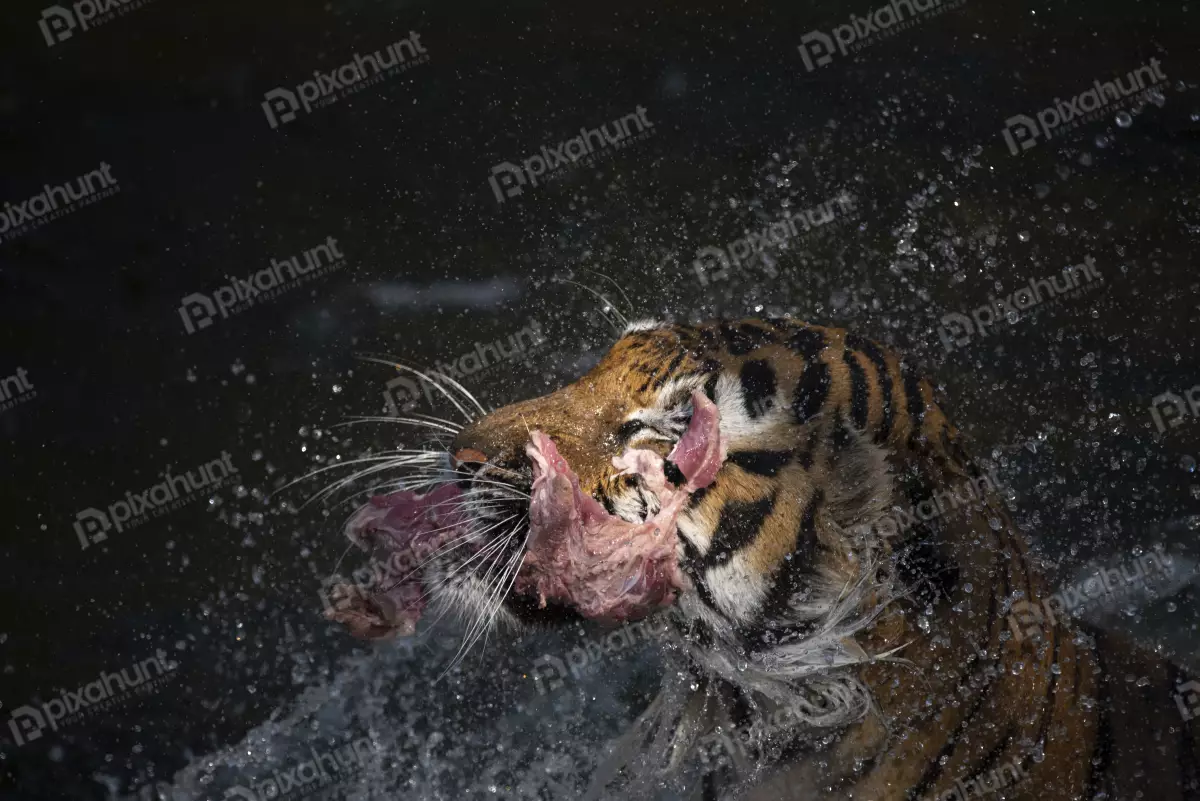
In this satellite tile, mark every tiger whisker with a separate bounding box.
[358,356,477,424]
[583,268,635,321]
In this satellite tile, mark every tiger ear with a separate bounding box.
[821,415,898,542]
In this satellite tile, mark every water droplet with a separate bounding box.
[1181,455,1197,473]
[1115,111,1133,128]
[1095,133,1110,148]
[332,384,343,394]
[1017,231,1030,243]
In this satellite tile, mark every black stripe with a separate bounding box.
[784,326,826,359]
[795,429,819,469]
[663,459,686,486]
[703,494,777,568]
[721,322,775,356]
[843,351,870,430]
[740,359,778,419]
[900,360,926,442]
[960,727,1018,794]
[1018,621,1060,775]
[941,427,981,477]
[650,350,689,390]
[831,409,854,453]
[1084,639,1112,801]
[681,539,720,611]
[689,479,715,508]
[846,334,894,441]
[753,491,821,629]
[907,544,1007,801]
[1171,662,1200,799]
[727,450,793,477]
[792,361,831,425]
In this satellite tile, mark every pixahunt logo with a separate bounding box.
[797,0,966,71]
[384,319,547,414]
[919,755,1029,801]
[72,451,238,549]
[224,737,377,801]
[318,549,420,617]
[261,32,428,129]
[0,367,36,414]
[529,619,669,695]
[1001,58,1167,155]
[851,471,1002,540]
[178,236,346,334]
[1008,546,1173,642]
[7,649,178,746]
[0,162,119,243]
[1149,382,1200,435]
[488,106,654,203]
[1175,680,1200,723]
[938,256,1103,352]
[691,192,857,287]
[38,0,156,47]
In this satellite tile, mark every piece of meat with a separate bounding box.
[516,390,727,623]
[329,390,727,637]
[325,482,466,639]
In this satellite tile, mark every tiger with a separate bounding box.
[335,316,1199,801]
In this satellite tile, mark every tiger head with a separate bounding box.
[332,316,1008,744]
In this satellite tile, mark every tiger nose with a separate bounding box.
[452,448,489,469]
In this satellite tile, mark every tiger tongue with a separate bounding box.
[518,391,727,623]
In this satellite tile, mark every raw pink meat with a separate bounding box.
[515,391,727,623]
[325,483,466,639]
[329,390,727,637]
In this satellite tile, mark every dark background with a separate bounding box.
[2,0,1199,798]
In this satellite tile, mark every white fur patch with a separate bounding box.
[705,555,770,624]
[712,371,786,447]
[622,318,667,334]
